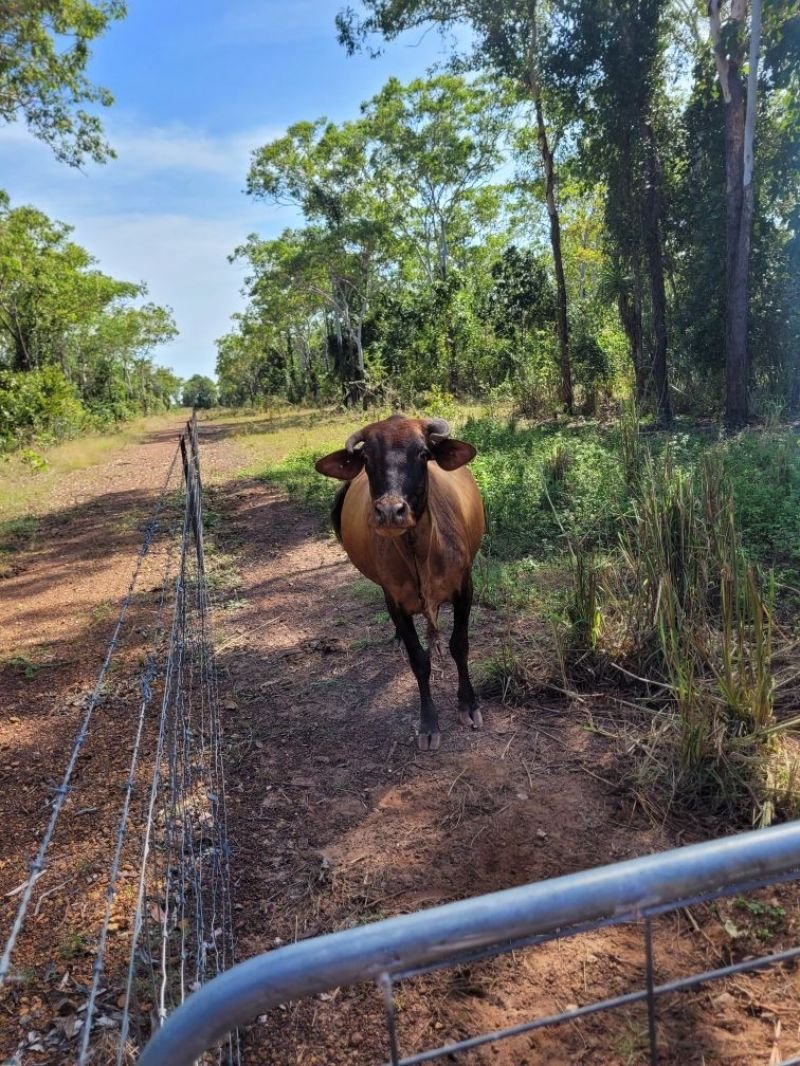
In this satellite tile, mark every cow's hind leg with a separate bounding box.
[451,575,482,730]
[386,598,440,751]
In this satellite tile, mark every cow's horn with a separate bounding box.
[345,429,365,453]
[425,418,451,443]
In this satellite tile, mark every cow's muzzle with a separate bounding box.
[370,495,416,534]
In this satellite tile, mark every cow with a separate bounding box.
[315,414,485,751]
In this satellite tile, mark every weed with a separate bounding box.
[350,578,382,606]
[5,655,39,679]
[568,547,602,650]
[352,633,387,651]
[476,643,525,703]
[732,897,786,941]
[57,930,90,960]
[90,601,114,624]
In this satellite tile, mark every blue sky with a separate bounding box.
[1,1,455,379]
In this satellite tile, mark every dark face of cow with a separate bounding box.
[315,415,477,536]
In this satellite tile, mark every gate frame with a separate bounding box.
[138,820,800,1066]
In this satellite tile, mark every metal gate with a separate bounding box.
[139,820,800,1066]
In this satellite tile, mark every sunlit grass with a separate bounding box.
[204,402,486,479]
[0,410,188,520]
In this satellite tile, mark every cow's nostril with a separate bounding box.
[374,498,408,523]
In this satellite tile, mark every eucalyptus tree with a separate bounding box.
[0,0,125,165]
[707,0,762,425]
[247,120,392,403]
[547,0,673,424]
[338,0,576,412]
[363,75,511,283]
[668,0,799,416]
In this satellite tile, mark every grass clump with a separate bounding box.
[567,441,798,827]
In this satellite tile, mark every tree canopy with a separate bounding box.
[0,1,125,165]
[218,5,799,425]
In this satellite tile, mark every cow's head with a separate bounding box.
[315,414,476,535]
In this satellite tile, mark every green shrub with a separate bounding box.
[0,367,86,451]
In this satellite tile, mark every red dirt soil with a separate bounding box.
[0,413,798,1065]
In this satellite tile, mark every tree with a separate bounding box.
[247,119,393,404]
[708,0,763,426]
[338,0,576,413]
[0,197,178,427]
[0,1,125,166]
[363,75,510,283]
[181,375,218,409]
[548,0,673,424]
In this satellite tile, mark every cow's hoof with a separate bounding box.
[459,708,483,730]
[417,730,441,752]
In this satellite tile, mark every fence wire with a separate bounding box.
[117,415,241,1064]
[0,443,181,989]
[0,415,240,1065]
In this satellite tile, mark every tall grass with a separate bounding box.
[568,430,796,826]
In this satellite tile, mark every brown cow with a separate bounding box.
[315,414,485,750]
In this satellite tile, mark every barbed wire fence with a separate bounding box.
[0,413,239,1065]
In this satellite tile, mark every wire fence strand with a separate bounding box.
[1,416,241,1064]
[0,443,182,988]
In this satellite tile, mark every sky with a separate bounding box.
[1,1,457,380]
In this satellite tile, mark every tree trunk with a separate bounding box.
[724,64,748,426]
[711,0,760,428]
[533,93,573,415]
[618,267,646,404]
[641,121,672,425]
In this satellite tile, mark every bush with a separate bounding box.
[0,367,86,451]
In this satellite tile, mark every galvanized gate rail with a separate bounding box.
[139,821,800,1066]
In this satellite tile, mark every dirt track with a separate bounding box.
[0,414,797,1064]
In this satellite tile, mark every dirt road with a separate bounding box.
[0,414,795,1064]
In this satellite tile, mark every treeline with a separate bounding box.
[0,196,180,450]
[0,3,180,452]
[217,1,799,426]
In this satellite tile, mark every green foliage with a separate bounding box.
[0,197,179,447]
[0,1,125,166]
[0,367,86,449]
[181,375,218,410]
[562,424,799,825]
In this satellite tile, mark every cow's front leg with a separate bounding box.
[386,597,439,751]
[451,575,482,730]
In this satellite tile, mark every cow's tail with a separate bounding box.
[331,482,349,543]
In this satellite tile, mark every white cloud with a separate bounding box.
[217,0,342,44]
[0,116,296,378]
[74,212,250,376]
[106,120,284,180]
[0,116,283,183]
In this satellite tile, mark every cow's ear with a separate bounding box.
[430,438,476,471]
[315,448,365,480]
